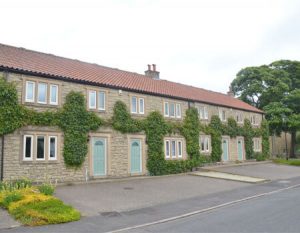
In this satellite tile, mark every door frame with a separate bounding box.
[237,137,244,161]
[222,137,230,162]
[127,135,146,175]
[89,133,111,177]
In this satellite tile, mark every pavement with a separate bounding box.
[1,162,300,232]
[0,209,20,229]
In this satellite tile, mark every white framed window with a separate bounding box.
[23,135,33,160]
[131,96,137,113]
[165,140,170,159]
[169,103,175,118]
[171,140,176,158]
[200,136,210,153]
[49,136,57,160]
[251,115,258,125]
[253,138,261,152]
[176,104,181,118]
[49,84,58,105]
[98,91,105,111]
[88,90,97,109]
[36,136,45,160]
[236,112,243,123]
[139,98,145,114]
[164,102,169,117]
[198,106,208,120]
[37,83,47,104]
[25,81,35,103]
[178,141,183,158]
[219,109,226,122]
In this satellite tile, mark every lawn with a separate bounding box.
[273,158,300,166]
[0,180,80,226]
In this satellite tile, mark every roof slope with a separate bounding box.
[0,43,262,113]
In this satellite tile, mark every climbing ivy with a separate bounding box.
[243,119,254,159]
[208,116,223,162]
[261,119,270,159]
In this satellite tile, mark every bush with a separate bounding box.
[254,152,266,161]
[0,179,32,192]
[38,184,55,196]
[2,191,23,208]
[10,198,80,226]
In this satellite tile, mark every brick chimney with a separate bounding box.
[227,86,235,97]
[145,64,160,80]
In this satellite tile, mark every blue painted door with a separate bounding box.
[130,139,141,173]
[237,139,243,160]
[93,138,106,176]
[222,139,229,161]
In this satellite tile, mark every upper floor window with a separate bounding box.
[219,109,227,122]
[164,138,183,159]
[250,115,258,125]
[197,106,208,120]
[25,80,59,106]
[200,135,210,153]
[164,101,181,119]
[253,138,261,152]
[131,96,144,114]
[88,90,106,111]
[236,112,243,123]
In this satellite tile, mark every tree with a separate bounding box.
[231,60,300,157]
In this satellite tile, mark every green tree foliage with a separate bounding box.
[243,119,254,159]
[209,116,223,162]
[231,60,300,157]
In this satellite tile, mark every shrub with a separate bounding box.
[38,184,55,196]
[254,152,266,161]
[9,198,80,226]
[2,191,23,208]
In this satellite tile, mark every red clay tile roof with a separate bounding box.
[0,43,263,113]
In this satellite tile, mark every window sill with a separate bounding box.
[24,102,60,108]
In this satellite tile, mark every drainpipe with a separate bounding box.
[0,135,4,181]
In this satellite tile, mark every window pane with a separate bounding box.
[26,82,35,102]
[204,107,208,119]
[37,136,45,159]
[139,98,144,114]
[178,141,182,157]
[98,91,105,110]
[170,103,175,117]
[176,104,181,118]
[200,107,204,119]
[131,97,137,113]
[25,136,32,158]
[201,138,205,151]
[164,102,169,116]
[38,83,47,103]
[165,141,170,158]
[89,91,96,109]
[171,140,176,157]
[49,137,57,159]
[222,111,226,120]
[50,85,58,104]
[205,138,209,151]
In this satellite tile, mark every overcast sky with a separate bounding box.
[1,0,300,93]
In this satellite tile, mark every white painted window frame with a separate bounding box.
[49,84,58,105]
[25,81,35,103]
[164,102,169,117]
[98,91,106,111]
[131,96,138,114]
[88,90,97,109]
[48,136,58,160]
[171,140,177,158]
[200,135,210,153]
[176,103,181,118]
[178,140,183,158]
[37,82,47,104]
[169,103,176,118]
[139,98,145,114]
[23,135,33,161]
[165,140,170,159]
[36,135,46,161]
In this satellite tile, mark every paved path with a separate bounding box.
[0,208,20,230]
[55,174,249,216]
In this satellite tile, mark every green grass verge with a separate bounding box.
[10,198,80,226]
[273,158,300,166]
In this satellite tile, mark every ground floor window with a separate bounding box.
[253,138,261,152]
[200,135,210,153]
[23,134,59,161]
[164,138,183,159]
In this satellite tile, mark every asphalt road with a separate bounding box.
[126,186,300,233]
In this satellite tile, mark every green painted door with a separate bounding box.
[237,139,243,160]
[222,139,229,161]
[130,139,142,173]
[93,138,106,176]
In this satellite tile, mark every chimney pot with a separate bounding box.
[147,64,151,71]
[152,64,156,71]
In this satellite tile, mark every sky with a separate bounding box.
[1,0,300,93]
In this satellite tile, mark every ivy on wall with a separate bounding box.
[0,77,270,173]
